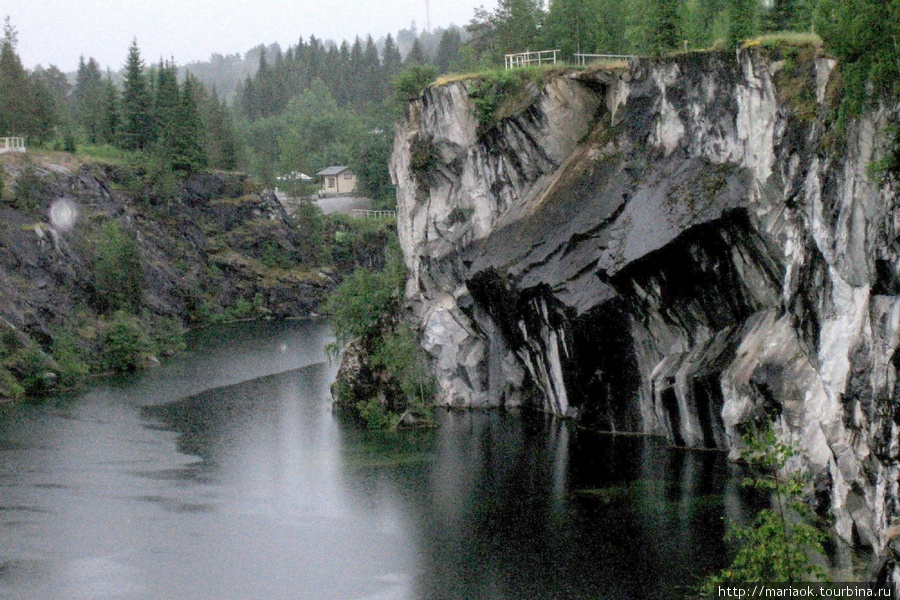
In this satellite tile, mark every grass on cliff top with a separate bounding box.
[743,32,823,51]
[433,63,572,87]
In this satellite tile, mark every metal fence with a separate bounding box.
[351,209,397,220]
[504,50,560,69]
[0,137,25,154]
[573,53,637,66]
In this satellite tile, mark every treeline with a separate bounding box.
[465,0,816,62]
[68,41,239,172]
[0,19,237,173]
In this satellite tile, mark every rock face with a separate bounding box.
[0,157,330,344]
[392,49,900,567]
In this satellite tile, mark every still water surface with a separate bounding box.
[0,319,757,599]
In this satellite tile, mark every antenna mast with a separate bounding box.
[425,0,431,32]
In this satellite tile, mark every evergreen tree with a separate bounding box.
[153,60,180,159]
[405,38,426,65]
[74,57,106,142]
[198,88,238,170]
[0,17,56,142]
[382,34,403,76]
[100,77,120,144]
[120,40,154,149]
[495,0,545,54]
[729,0,760,47]
[171,74,207,173]
[651,0,682,54]
[434,28,462,73]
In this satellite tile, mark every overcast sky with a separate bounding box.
[5,0,492,73]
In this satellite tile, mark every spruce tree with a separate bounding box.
[120,40,154,150]
[171,74,206,173]
[434,28,462,73]
[0,18,31,137]
[153,60,180,160]
[100,77,120,144]
[74,57,105,142]
[729,0,760,47]
[405,38,426,65]
[652,0,682,54]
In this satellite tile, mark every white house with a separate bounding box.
[317,166,357,196]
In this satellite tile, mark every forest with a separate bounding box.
[0,0,898,206]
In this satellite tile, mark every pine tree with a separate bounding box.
[382,34,403,76]
[434,28,462,73]
[405,38,426,65]
[729,0,760,47]
[74,57,106,142]
[120,40,154,150]
[171,74,207,173]
[100,77,120,144]
[0,17,32,137]
[651,0,682,54]
[153,60,180,160]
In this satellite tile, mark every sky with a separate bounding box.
[5,0,492,73]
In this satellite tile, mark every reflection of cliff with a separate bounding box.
[407,412,755,599]
[392,48,900,570]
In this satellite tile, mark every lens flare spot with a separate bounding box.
[49,199,78,231]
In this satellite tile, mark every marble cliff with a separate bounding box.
[391,47,900,573]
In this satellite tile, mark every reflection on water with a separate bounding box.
[1,319,761,600]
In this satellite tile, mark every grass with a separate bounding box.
[76,144,143,165]
[434,63,573,87]
[744,31,823,50]
[581,59,630,73]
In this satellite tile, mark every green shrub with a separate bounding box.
[469,69,525,128]
[393,65,439,103]
[372,324,436,407]
[52,330,89,389]
[11,159,44,213]
[92,221,144,314]
[0,366,24,400]
[699,425,826,591]
[289,199,325,265]
[259,240,296,270]
[324,264,399,347]
[11,344,55,395]
[150,316,187,357]
[356,398,403,430]
[101,311,151,373]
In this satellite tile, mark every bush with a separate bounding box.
[150,316,186,357]
[11,159,44,213]
[0,366,24,400]
[10,344,55,395]
[393,65,439,103]
[289,199,325,265]
[52,330,89,389]
[372,324,436,406]
[325,266,398,347]
[92,221,144,314]
[101,311,151,373]
[356,398,403,430]
[699,425,826,592]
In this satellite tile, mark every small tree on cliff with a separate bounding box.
[700,425,826,591]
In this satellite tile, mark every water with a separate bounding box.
[0,319,761,600]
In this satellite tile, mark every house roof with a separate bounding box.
[317,166,350,176]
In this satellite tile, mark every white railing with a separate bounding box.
[505,50,559,70]
[0,137,25,154]
[574,53,637,67]
[351,209,397,220]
